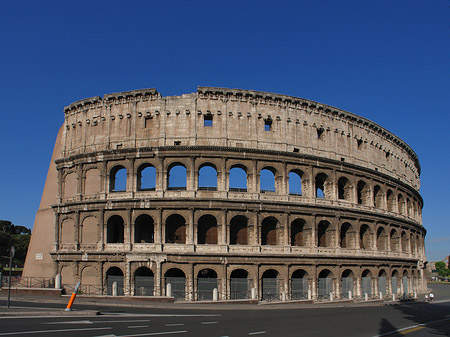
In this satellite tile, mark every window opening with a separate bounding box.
[230,215,248,245]
[203,114,213,127]
[137,165,156,191]
[168,164,187,190]
[260,168,275,192]
[317,128,324,139]
[110,166,127,192]
[198,165,217,191]
[289,171,302,196]
[264,118,272,131]
[229,166,247,192]
[197,215,218,244]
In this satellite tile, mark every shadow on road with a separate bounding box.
[378,301,450,336]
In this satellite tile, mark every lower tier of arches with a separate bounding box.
[55,254,427,301]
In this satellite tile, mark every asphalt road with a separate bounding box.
[1,284,450,337]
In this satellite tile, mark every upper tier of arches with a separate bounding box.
[60,154,423,224]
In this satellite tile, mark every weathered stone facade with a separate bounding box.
[23,87,426,301]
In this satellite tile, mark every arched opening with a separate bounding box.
[291,269,308,300]
[360,224,372,250]
[81,217,97,245]
[407,198,412,217]
[134,267,154,296]
[315,173,327,199]
[341,270,354,299]
[317,220,332,247]
[134,214,154,243]
[387,190,395,212]
[402,270,409,295]
[230,269,249,299]
[357,180,368,205]
[110,166,127,192]
[318,269,332,300]
[401,231,408,252]
[107,215,124,243]
[410,233,416,255]
[338,177,351,201]
[398,194,406,215]
[198,164,217,191]
[291,218,306,246]
[373,185,383,208]
[340,222,355,249]
[390,229,400,252]
[197,215,218,244]
[137,164,156,191]
[106,267,124,295]
[229,166,247,192]
[165,214,186,244]
[361,270,373,297]
[168,164,187,190]
[376,227,387,251]
[391,270,399,295]
[378,270,387,296]
[288,170,303,196]
[260,168,276,193]
[197,269,218,301]
[261,217,278,245]
[164,268,186,300]
[262,269,279,301]
[230,215,248,245]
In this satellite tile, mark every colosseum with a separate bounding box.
[23,86,426,301]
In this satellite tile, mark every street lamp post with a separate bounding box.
[7,246,15,309]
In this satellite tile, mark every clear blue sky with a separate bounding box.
[0,1,448,261]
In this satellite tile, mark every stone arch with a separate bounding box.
[110,165,127,192]
[134,214,154,243]
[134,267,154,296]
[165,214,186,244]
[341,269,354,299]
[361,269,373,297]
[106,266,124,295]
[261,216,279,245]
[230,215,248,245]
[360,224,372,250]
[107,215,124,243]
[291,269,309,300]
[391,269,400,295]
[229,165,248,191]
[340,222,356,248]
[390,229,400,252]
[261,269,279,301]
[376,226,388,251]
[318,269,333,299]
[63,171,77,198]
[84,168,101,195]
[81,216,98,245]
[80,265,99,287]
[291,218,306,246]
[398,193,406,215]
[164,267,186,299]
[197,214,218,244]
[317,220,333,247]
[315,173,328,199]
[230,269,249,299]
[137,163,156,191]
[197,268,218,301]
[401,230,408,252]
[288,169,303,196]
[167,162,187,190]
[260,167,277,193]
[378,269,388,296]
[357,180,370,205]
[338,176,351,201]
[60,218,75,245]
[387,189,395,212]
[198,163,218,191]
[373,185,383,208]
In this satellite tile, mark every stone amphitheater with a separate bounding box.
[23,87,426,301]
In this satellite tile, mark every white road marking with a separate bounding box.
[371,317,450,337]
[165,324,184,326]
[127,326,149,329]
[118,331,187,336]
[44,320,93,324]
[201,321,218,324]
[0,327,112,336]
[1,313,218,319]
[95,320,151,323]
[249,332,266,335]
